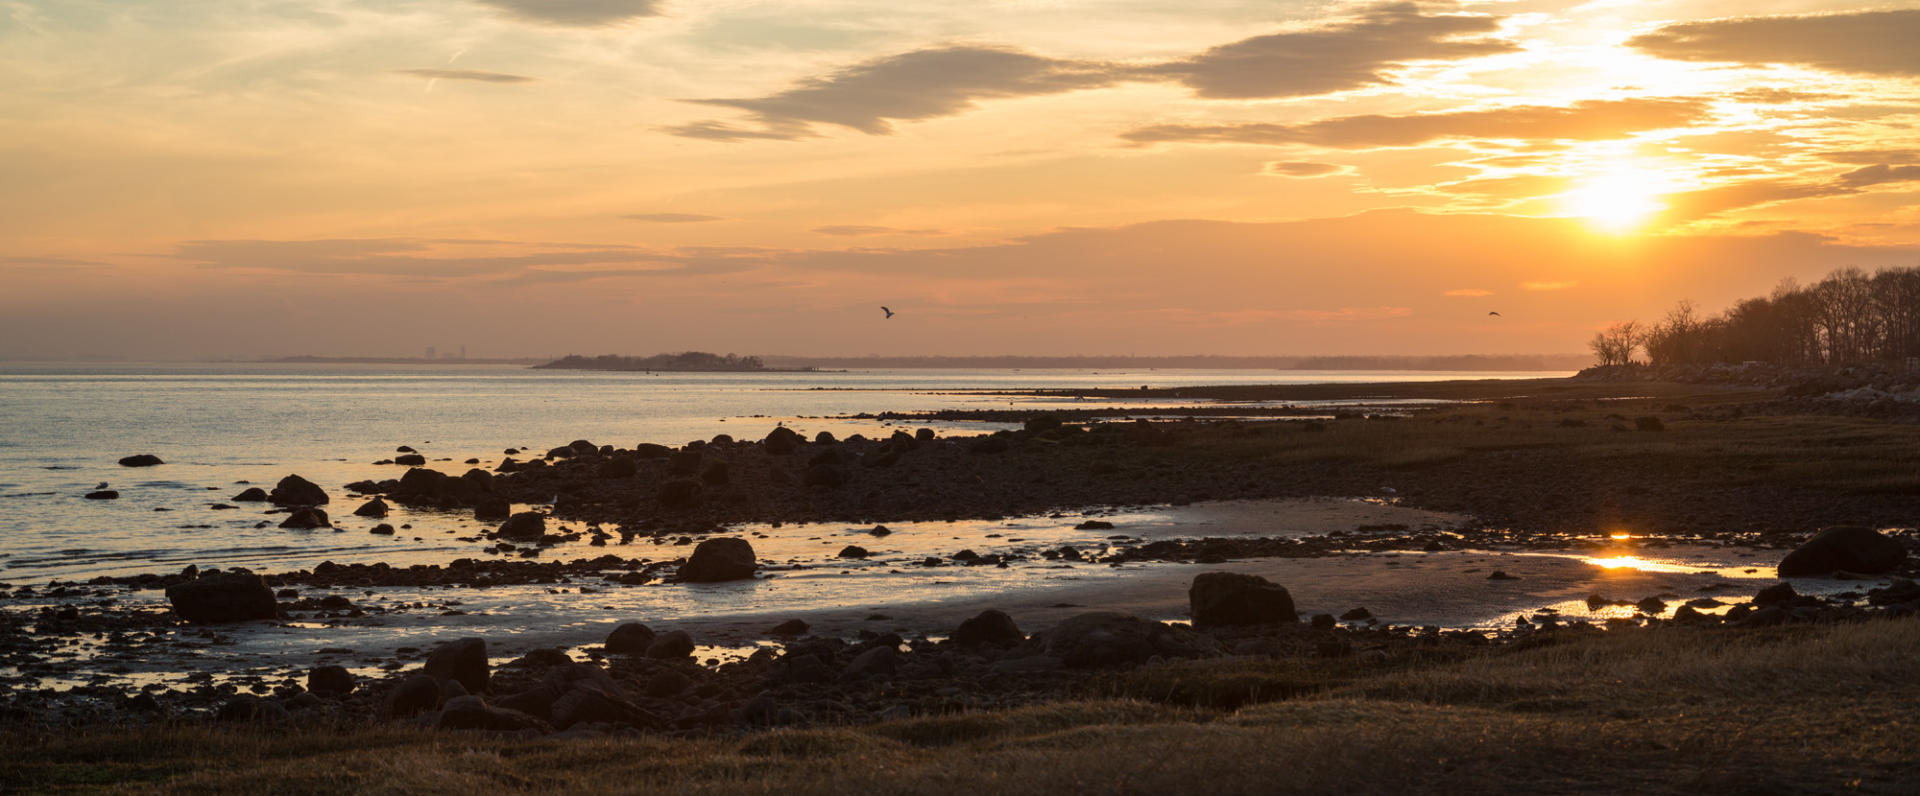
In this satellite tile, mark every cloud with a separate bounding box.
[1823,150,1920,166]
[682,46,1121,137]
[166,238,747,278]
[1443,288,1492,297]
[811,225,944,236]
[1142,1,1517,99]
[622,213,725,223]
[1122,98,1711,149]
[672,3,1517,140]
[1264,161,1344,178]
[472,0,664,27]
[1723,88,1843,104]
[1629,9,1920,76]
[1838,164,1920,189]
[3,255,111,269]
[396,69,536,84]
[1656,179,1854,223]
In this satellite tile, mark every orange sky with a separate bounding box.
[3,0,1917,359]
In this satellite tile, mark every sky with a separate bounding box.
[2,0,1917,360]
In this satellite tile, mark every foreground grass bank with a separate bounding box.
[8,617,1916,794]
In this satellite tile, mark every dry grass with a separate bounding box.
[9,619,1919,794]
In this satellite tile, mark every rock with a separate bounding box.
[951,609,1024,646]
[842,645,899,679]
[679,537,757,582]
[551,683,656,730]
[1634,416,1666,432]
[868,525,892,537]
[1777,526,1906,577]
[1310,613,1337,631]
[645,630,694,659]
[699,460,730,485]
[383,674,443,719]
[633,443,671,459]
[118,454,163,467]
[599,456,637,479]
[604,622,656,654]
[768,619,810,637]
[216,696,290,723]
[424,637,489,694]
[369,524,395,535]
[1036,612,1223,668]
[644,668,690,698]
[1636,596,1668,614]
[353,498,389,517]
[268,474,328,506]
[1024,415,1063,433]
[838,545,870,559]
[804,463,848,488]
[1075,520,1115,530]
[657,478,702,509]
[278,508,331,529]
[1754,582,1798,606]
[307,665,355,696]
[394,453,426,466]
[84,490,118,500]
[496,512,546,542]
[1487,571,1520,581]
[437,695,547,732]
[1673,605,1713,623]
[763,427,803,455]
[165,571,278,623]
[473,497,511,521]
[667,449,703,476]
[1189,572,1297,626]
[1340,607,1372,621]
[232,487,269,502]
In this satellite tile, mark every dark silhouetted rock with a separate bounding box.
[1075,520,1115,530]
[1024,415,1063,433]
[394,453,426,466]
[1036,612,1223,668]
[1754,582,1798,605]
[118,454,163,467]
[658,478,702,509]
[599,456,637,479]
[232,487,268,502]
[496,512,546,542]
[763,427,803,455]
[424,637,489,694]
[700,460,730,485]
[438,695,547,732]
[679,537,757,582]
[1636,596,1668,614]
[1777,526,1905,577]
[353,498,389,517]
[84,490,118,500]
[644,630,694,659]
[268,474,328,506]
[474,497,510,521]
[838,545,870,559]
[369,524,395,535]
[1310,613,1337,631]
[604,622,656,654]
[804,463,848,488]
[843,645,899,679]
[216,696,290,723]
[1190,572,1297,626]
[384,674,442,719]
[307,665,355,696]
[1340,607,1371,621]
[166,572,277,623]
[1488,570,1520,580]
[951,609,1024,646]
[768,619,810,637]
[551,682,656,730]
[279,508,330,529]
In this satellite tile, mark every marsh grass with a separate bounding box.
[9,619,1917,794]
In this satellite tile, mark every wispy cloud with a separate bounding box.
[1264,161,1344,178]
[622,213,725,223]
[1122,98,1711,149]
[472,0,664,27]
[395,69,536,84]
[811,225,944,236]
[1630,9,1920,76]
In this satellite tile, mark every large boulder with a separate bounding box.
[1777,526,1906,577]
[118,454,164,467]
[473,497,511,522]
[165,572,278,623]
[951,609,1024,646]
[1189,572,1297,626]
[353,498,389,518]
[268,474,328,506]
[1035,612,1223,669]
[645,630,695,659]
[496,512,547,542]
[232,487,268,502]
[437,695,547,732]
[278,508,331,529]
[679,538,757,582]
[424,637,490,694]
[763,427,803,455]
[307,665,356,696]
[604,622,656,654]
[384,674,442,719]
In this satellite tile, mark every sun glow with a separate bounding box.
[1562,166,1671,233]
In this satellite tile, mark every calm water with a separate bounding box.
[0,363,1567,583]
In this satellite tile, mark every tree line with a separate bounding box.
[533,352,770,371]
[1592,266,1920,367]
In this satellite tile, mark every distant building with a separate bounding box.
[426,346,436,360]
[459,345,467,360]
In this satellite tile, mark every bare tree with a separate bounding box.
[1589,320,1644,367]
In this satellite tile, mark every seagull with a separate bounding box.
[881,306,895,319]
[1488,311,1502,317]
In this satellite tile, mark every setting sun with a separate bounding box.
[1563,167,1672,233]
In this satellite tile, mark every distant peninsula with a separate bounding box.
[533,352,811,372]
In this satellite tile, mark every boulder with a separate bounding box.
[951,609,1024,646]
[604,622,656,654]
[657,478,702,509]
[679,538,757,582]
[667,449,703,476]
[437,695,547,732]
[768,619,810,637]
[699,460,730,485]
[307,665,355,696]
[352,498,389,517]
[496,512,546,542]
[383,674,442,719]
[84,490,118,500]
[1036,612,1223,668]
[473,497,511,522]
[763,427,803,455]
[268,474,328,506]
[842,645,899,679]
[1754,582,1798,606]
[1777,526,1906,577]
[165,571,278,623]
[232,487,269,502]
[424,637,490,694]
[394,453,427,466]
[838,545,870,559]
[645,630,695,659]
[599,456,637,479]
[551,683,657,730]
[216,696,290,724]
[1189,572,1297,626]
[118,454,163,467]
[369,524,395,535]
[278,508,330,529]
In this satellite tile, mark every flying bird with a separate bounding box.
[1488,311,1502,317]
[881,306,895,319]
